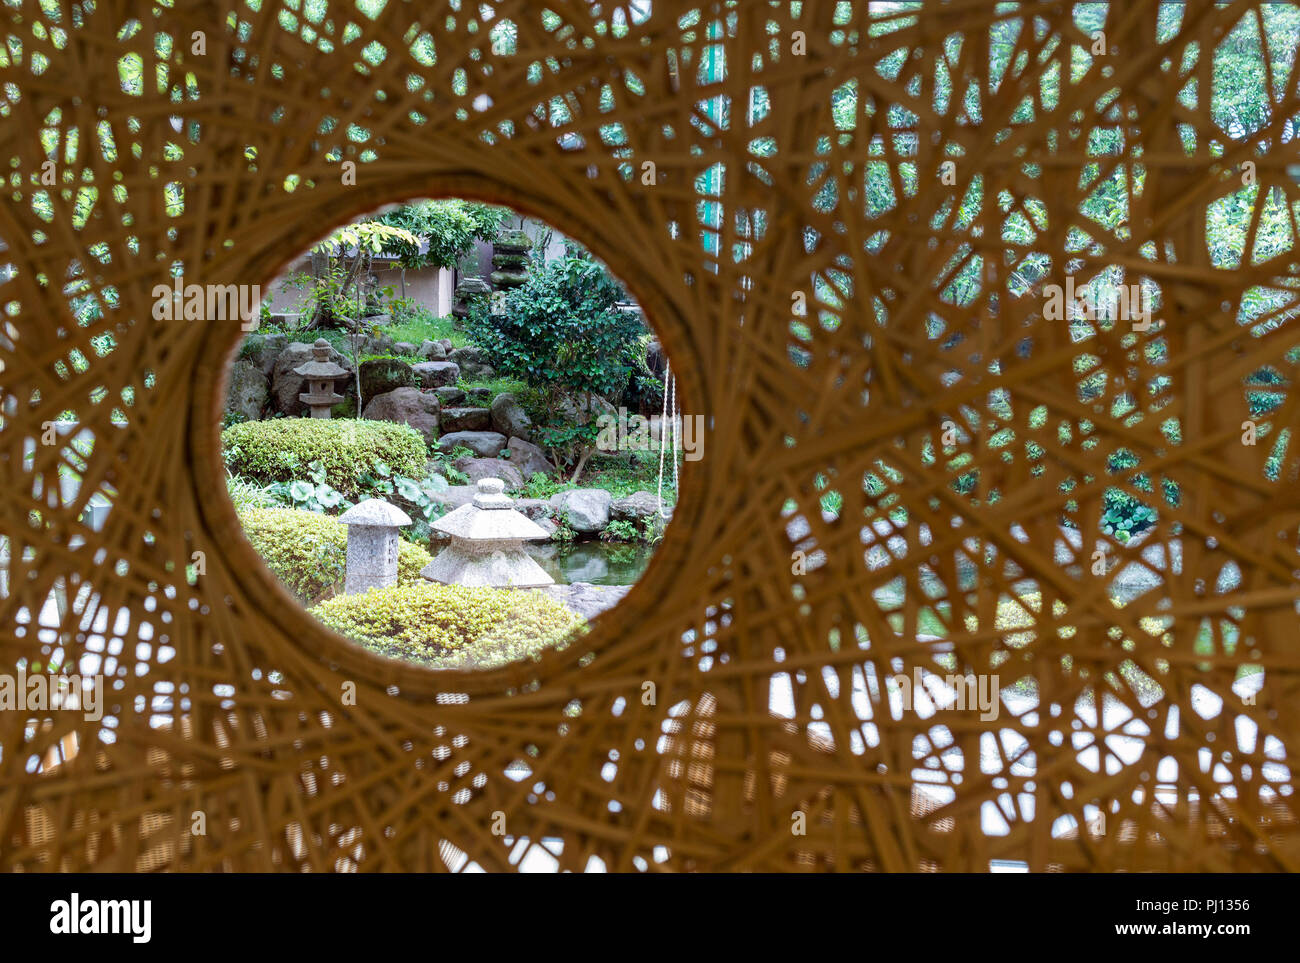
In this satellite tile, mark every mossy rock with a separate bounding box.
[493,229,532,253]
[221,418,427,497]
[310,581,585,669]
[490,270,528,288]
[491,252,529,269]
[359,358,416,399]
[239,507,431,604]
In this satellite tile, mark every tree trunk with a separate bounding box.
[567,447,594,485]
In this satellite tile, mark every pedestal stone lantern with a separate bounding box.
[421,478,554,588]
[293,338,349,418]
[339,498,411,595]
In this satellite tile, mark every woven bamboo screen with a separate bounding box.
[2,0,1299,872]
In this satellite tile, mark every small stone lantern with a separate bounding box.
[293,338,349,418]
[339,498,411,595]
[421,478,554,588]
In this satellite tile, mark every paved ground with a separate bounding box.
[532,582,630,620]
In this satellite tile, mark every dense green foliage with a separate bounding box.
[464,243,646,474]
[377,199,508,268]
[239,507,431,604]
[310,582,584,669]
[221,418,427,498]
[465,242,639,397]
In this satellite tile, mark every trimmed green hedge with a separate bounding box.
[310,582,584,669]
[240,507,430,604]
[222,418,427,497]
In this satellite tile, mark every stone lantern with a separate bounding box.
[293,338,349,418]
[420,478,554,588]
[339,498,411,595]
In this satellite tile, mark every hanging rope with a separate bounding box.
[657,360,678,520]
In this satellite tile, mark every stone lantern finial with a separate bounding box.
[338,498,412,595]
[292,338,349,418]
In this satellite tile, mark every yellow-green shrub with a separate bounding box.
[310,582,585,669]
[239,507,430,604]
[222,418,427,497]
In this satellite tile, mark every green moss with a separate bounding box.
[239,507,431,604]
[222,418,427,497]
[310,581,584,669]
[359,357,416,398]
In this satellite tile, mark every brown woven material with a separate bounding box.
[2,2,1298,871]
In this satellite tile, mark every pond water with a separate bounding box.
[525,541,656,586]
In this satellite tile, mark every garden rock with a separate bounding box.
[506,437,554,479]
[611,491,663,523]
[514,498,551,521]
[226,359,269,422]
[468,386,492,399]
[362,387,440,447]
[453,278,491,323]
[392,341,418,356]
[417,340,447,360]
[271,341,351,414]
[441,407,492,433]
[359,358,416,399]
[434,386,466,405]
[536,583,631,620]
[349,331,395,356]
[490,392,533,439]
[449,345,486,366]
[240,332,288,377]
[437,430,508,458]
[452,457,524,490]
[550,489,611,533]
[450,346,495,380]
[431,484,477,510]
[412,360,460,389]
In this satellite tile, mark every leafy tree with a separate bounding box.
[464,242,645,482]
[377,199,508,269]
[303,220,420,330]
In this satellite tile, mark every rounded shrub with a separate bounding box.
[310,582,585,670]
[239,507,431,604]
[222,418,427,497]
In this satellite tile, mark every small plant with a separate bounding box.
[1101,491,1157,543]
[226,470,281,513]
[265,463,350,514]
[640,514,666,545]
[599,519,639,542]
[429,446,472,485]
[551,515,577,544]
[520,472,567,500]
